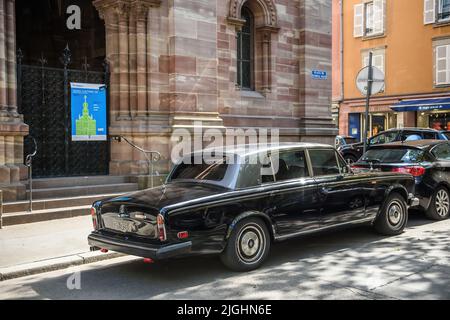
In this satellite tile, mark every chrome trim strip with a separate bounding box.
[274,217,375,242]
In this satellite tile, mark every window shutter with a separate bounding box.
[373,54,384,73]
[373,0,386,35]
[354,4,364,38]
[436,45,448,85]
[424,0,436,25]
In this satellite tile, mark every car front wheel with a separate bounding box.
[426,186,450,221]
[374,192,408,236]
[220,217,271,272]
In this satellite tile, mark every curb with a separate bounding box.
[0,251,125,281]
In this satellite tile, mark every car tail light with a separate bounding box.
[91,207,98,230]
[392,166,425,177]
[157,214,167,242]
[177,231,189,239]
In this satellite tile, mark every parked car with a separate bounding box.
[339,128,449,164]
[88,143,418,272]
[335,135,358,149]
[353,140,450,221]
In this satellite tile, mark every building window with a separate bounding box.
[362,49,386,91]
[354,0,385,38]
[439,0,450,21]
[365,2,375,35]
[435,44,450,86]
[237,7,254,90]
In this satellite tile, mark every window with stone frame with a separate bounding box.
[237,7,254,90]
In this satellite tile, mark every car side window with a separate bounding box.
[309,149,340,176]
[370,132,397,145]
[432,143,450,160]
[274,150,309,181]
[401,131,423,141]
[423,132,437,140]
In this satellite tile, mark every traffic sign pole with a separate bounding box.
[363,52,373,155]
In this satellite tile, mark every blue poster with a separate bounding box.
[70,83,107,141]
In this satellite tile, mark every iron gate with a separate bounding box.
[17,47,110,178]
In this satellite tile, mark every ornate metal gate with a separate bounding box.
[17,46,110,178]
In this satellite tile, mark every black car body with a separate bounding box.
[353,140,450,221]
[339,128,449,163]
[88,143,418,271]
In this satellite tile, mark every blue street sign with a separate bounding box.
[70,83,107,141]
[311,70,328,80]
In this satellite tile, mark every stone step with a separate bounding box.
[25,183,138,200]
[25,175,135,189]
[2,193,123,214]
[2,205,92,226]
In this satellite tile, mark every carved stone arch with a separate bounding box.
[228,0,278,29]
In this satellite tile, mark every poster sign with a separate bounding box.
[70,83,107,141]
[311,70,328,80]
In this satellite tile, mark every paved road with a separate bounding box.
[1,214,449,300]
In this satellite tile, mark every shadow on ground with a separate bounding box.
[2,215,450,300]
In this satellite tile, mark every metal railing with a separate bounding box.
[111,135,162,188]
[25,136,38,212]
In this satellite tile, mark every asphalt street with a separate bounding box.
[0,214,449,300]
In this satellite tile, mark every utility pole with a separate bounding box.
[363,52,374,155]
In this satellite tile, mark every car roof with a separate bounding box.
[371,139,447,149]
[383,127,442,133]
[201,143,334,157]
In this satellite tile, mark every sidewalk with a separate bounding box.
[0,216,122,280]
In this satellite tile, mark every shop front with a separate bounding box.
[346,111,398,141]
[391,97,450,132]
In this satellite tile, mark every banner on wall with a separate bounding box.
[70,83,107,141]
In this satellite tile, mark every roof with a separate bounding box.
[383,127,442,133]
[371,140,446,149]
[200,143,334,157]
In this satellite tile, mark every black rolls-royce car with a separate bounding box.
[88,143,418,271]
[354,140,450,221]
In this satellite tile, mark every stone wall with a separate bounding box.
[93,0,338,176]
[0,0,28,201]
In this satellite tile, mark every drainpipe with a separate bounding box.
[339,0,344,102]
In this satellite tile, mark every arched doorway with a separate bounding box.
[15,0,109,178]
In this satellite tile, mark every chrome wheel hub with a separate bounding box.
[240,231,260,257]
[236,224,266,264]
[388,201,403,226]
[436,190,449,217]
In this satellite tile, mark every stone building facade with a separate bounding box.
[0,0,336,201]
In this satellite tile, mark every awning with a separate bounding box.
[391,97,450,112]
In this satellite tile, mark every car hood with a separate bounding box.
[100,182,230,211]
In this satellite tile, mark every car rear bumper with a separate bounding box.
[88,232,192,260]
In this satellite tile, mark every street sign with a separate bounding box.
[356,66,385,96]
[311,70,328,80]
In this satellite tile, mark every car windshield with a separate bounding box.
[170,158,229,182]
[360,148,425,164]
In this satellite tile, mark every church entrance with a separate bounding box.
[15,0,109,178]
[16,0,110,178]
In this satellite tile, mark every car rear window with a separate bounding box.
[170,160,228,182]
[361,148,425,164]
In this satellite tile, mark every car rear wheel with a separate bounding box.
[374,192,408,236]
[220,217,271,272]
[425,186,450,221]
